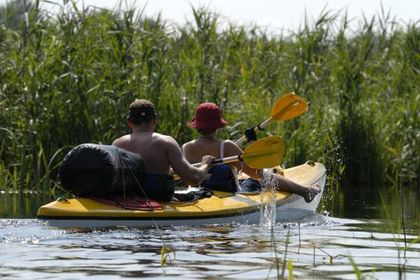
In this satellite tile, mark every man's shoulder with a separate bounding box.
[152,133,182,156]
[153,132,177,144]
[112,134,130,146]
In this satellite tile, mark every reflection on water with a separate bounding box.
[0,217,419,279]
[0,191,53,218]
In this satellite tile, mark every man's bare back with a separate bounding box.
[113,131,175,175]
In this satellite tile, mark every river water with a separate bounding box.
[1,192,419,279]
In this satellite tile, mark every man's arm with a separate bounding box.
[165,136,214,186]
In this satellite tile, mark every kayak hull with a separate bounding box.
[38,161,326,228]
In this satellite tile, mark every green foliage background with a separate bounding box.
[0,0,418,210]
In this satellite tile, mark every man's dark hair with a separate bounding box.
[128,99,157,125]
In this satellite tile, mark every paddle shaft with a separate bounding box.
[235,117,274,145]
[173,155,242,183]
[190,155,242,168]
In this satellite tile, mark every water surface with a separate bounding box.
[0,192,419,279]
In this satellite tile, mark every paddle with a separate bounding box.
[173,136,284,184]
[235,92,308,145]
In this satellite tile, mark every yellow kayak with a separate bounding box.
[37,161,326,227]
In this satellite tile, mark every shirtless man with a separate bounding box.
[112,99,214,201]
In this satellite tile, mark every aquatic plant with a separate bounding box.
[348,255,363,280]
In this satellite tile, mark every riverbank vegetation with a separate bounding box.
[0,1,418,215]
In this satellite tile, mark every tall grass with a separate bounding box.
[0,1,418,202]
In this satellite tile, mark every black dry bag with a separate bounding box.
[59,144,145,197]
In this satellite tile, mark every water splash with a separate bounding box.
[259,169,278,227]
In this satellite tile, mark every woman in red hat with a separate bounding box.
[182,102,320,202]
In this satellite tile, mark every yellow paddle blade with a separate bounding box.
[242,136,284,168]
[271,92,308,121]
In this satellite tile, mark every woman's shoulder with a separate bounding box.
[181,139,196,148]
[222,139,243,155]
[222,139,238,147]
[182,139,196,145]
[180,139,198,153]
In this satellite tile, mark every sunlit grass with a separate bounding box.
[0,0,418,200]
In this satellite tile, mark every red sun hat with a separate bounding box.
[188,102,228,130]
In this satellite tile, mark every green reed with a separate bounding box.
[0,1,418,196]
